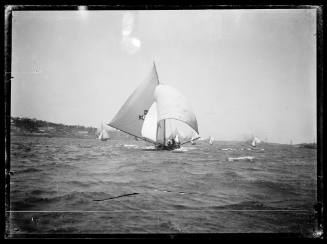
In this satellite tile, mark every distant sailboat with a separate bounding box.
[108,62,200,150]
[209,136,214,145]
[251,137,261,147]
[98,124,110,141]
[190,132,197,145]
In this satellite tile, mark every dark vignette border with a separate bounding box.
[3,3,324,240]
[4,5,12,239]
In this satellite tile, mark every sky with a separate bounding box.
[11,8,317,143]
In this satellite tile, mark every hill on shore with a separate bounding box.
[9,117,133,140]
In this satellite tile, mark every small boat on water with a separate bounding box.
[108,62,200,150]
[251,137,261,147]
[98,124,110,141]
[209,136,214,145]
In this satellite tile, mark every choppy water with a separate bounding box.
[7,135,317,236]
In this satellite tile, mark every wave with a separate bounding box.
[158,220,183,232]
[184,170,215,177]
[135,168,156,173]
[141,146,157,151]
[62,180,100,188]
[159,159,193,166]
[222,171,247,180]
[17,168,42,173]
[208,200,276,210]
[123,144,138,148]
[171,204,193,210]
[252,180,298,195]
[46,162,79,170]
[186,159,223,164]
[30,189,58,195]
[11,191,110,210]
[9,136,317,233]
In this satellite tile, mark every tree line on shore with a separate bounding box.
[10,117,97,136]
[10,117,135,140]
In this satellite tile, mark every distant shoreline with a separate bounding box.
[10,132,97,140]
[10,133,317,149]
[9,117,135,140]
[8,117,317,147]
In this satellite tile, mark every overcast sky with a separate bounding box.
[11,9,317,143]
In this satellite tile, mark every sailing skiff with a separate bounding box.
[98,123,110,141]
[108,62,199,150]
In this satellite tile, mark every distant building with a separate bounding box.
[77,131,88,134]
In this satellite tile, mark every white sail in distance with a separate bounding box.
[209,136,214,145]
[98,130,110,140]
[251,137,261,147]
[98,123,110,141]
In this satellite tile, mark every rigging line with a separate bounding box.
[153,61,160,84]
[107,124,157,145]
[164,119,166,145]
[181,136,201,146]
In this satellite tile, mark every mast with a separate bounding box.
[153,61,160,84]
[154,60,165,146]
[163,119,166,146]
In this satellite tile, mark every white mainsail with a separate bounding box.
[141,102,158,142]
[109,63,199,147]
[109,64,159,141]
[154,84,199,145]
[154,84,198,134]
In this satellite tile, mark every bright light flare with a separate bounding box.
[78,6,88,18]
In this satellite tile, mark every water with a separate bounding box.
[7,135,317,236]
